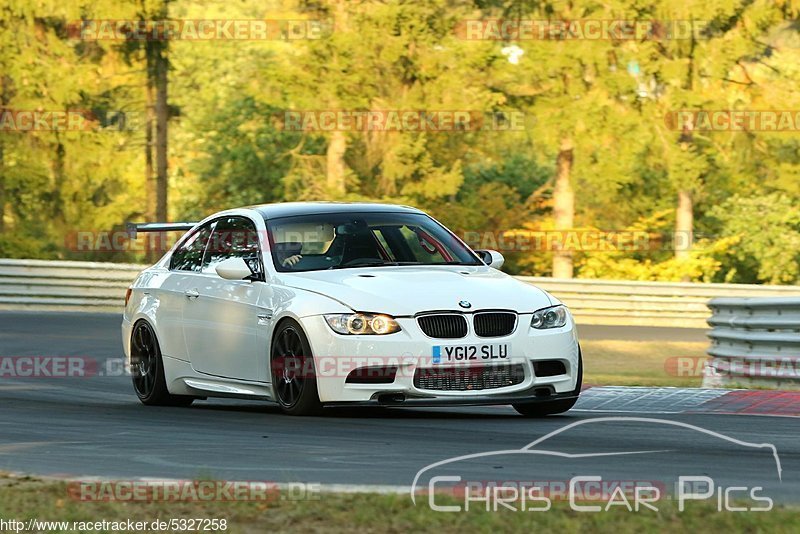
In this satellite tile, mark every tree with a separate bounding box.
[711,194,800,284]
[3,0,800,286]
[552,137,574,278]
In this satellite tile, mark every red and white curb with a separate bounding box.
[575,386,800,417]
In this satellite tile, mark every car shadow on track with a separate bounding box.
[188,401,580,420]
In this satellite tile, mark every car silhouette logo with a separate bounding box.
[459,300,471,309]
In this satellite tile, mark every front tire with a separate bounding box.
[513,347,583,417]
[271,319,323,416]
[131,320,194,407]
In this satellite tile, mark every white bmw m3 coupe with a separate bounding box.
[122,202,582,416]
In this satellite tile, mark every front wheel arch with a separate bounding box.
[512,345,583,417]
[269,318,323,415]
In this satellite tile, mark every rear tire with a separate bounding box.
[513,347,583,417]
[271,319,323,416]
[131,320,194,407]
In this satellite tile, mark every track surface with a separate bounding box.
[0,312,796,502]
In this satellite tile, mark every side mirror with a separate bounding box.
[475,249,505,270]
[215,257,254,280]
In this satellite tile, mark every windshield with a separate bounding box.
[265,212,481,272]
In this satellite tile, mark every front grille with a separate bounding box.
[473,312,517,337]
[414,364,526,391]
[417,314,468,339]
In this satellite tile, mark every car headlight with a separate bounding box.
[530,305,568,329]
[324,313,401,335]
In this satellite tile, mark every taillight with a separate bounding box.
[125,287,132,306]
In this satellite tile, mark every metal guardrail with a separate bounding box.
[704,297,800,388]
[1,259,800,328]
[0,259,143,312]
[519,276,800,328]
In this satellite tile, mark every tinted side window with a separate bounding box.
[203,217,263,276]
[170,223,214,272]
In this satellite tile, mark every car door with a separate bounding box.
[156,221,215,362]
[182,216,271,382]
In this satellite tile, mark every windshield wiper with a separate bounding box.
[331,259,400,269]
[330,260,477,269]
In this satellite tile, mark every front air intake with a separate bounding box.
[414,364,526,391]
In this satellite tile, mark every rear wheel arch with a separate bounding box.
[130,318,194,407]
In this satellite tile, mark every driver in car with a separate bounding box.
[282,253,303,267]
[273,223,336,269]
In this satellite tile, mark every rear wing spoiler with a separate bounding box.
[125,221,198,238]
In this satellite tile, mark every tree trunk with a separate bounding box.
[144,64,156,263]
[326,129,347,195]
[552,137,575,279]
[145,52,155,222]
[51,140,66,227]
[674,19,696,275]
[0,140,5,234]
[145,0,169,262]
[0,75,8,233]
[154,40,168,223]
[675,190,693,261]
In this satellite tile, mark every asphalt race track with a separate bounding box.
[0,312,797,503]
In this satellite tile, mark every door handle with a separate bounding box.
[184,289,200,299]
[257,310,274,325]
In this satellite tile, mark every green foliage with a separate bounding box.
[0,0,799,284]
[0,232,51,259]
[577,237,739,283]
[175,97,301,218]
[710,194,800,284]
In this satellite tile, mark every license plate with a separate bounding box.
[431,344,509,364]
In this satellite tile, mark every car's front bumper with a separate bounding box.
[299,313,580,404]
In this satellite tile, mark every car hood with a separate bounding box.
[276,265,553,316]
